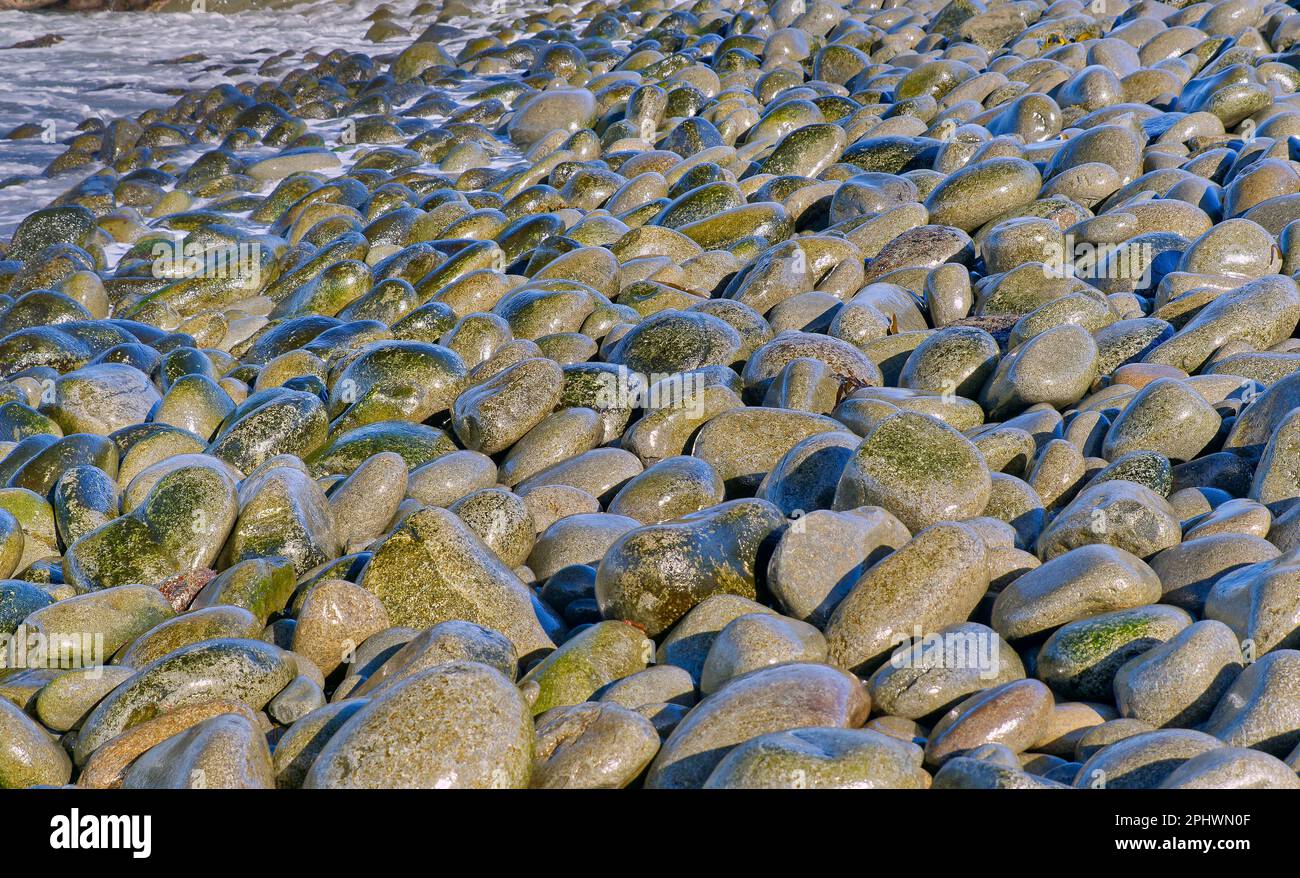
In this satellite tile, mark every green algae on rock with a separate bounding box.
[1,0,1300,793]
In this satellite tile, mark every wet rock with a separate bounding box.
[531,702,660,789]
[703,727,928,789]
[596,499,785,637]
[305,661,533,788]
[924,679,1055,766]
[1035,604,1192,702]
[1035,480,1181,560]
[644,662,871,789]
[122,713,274,789]
[75,638,296,763]
[992,545,1163,641]
[869,621,1024,721]
[1200,649,1300,756]
[826,522,989,674]
[700,613,827,695]
[358,506,555,665]
[833,412,990,533]
[1114,620,1244,728]
[521,620,652,715]
[767,507,910,628]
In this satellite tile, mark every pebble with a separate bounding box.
[1114,620,1245,729]
[357,506,555,665]
[767,507,910,628]
[531,702,660,789]
[595,499,785,637]
[1073,729,1224,789]
[1201,650,1300,756]
[1153,533,1281,614]
[700,613,827,695]
[520,620,652,715]
[869,622,1024,721]
[1035,605,1192,702]
[924,679,1055,767]
[74,638,296,763]
[1035,480,1181,560]
[826,522,989,673]
[123,713,274,789]
[703,727,929,789]
[992,544,1162,641]
[833,412,991,533]
[645,662,870,789]
[1160,747,1300,789]
[305,661,532,788]
[0,697,71,788]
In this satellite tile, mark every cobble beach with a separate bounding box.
[1,0,1300,791]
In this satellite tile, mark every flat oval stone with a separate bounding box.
[1153,533,1281,614]
[981,325,1099,421]
[1035,480,1181,560]
[700,613,827,694]
[531,702,660,789]
[1073,728,1224,789]
[596,499,786,637]
[832,411,991,533]
[327,451,408,551]
[924,678,1055,766]
[209,389,328,476]
[507,88,597,147]
[609,309,742,375]
[305,660,533,788]
[350,620,518,697]
[703,726,928,789]
[498,407,603,488]
[608,455,725,524]
[992,544,1163,641]
[0,697,71,788]
[117,605,261,669]
[869,621,1025,720]
[925,157,1043,232]
[407,450,497,507]
[1102,378,1222,463]
[644,662,871,789]
[1115,619,1244,728]
[21,584,175,669]
[514,447,644,504]
[826,522,989,673]
[75,638,297,764]
[527,512,641,580]
[598,664,695,710]
[358,506,555,666]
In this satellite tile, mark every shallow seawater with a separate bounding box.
[0,0,522,237]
